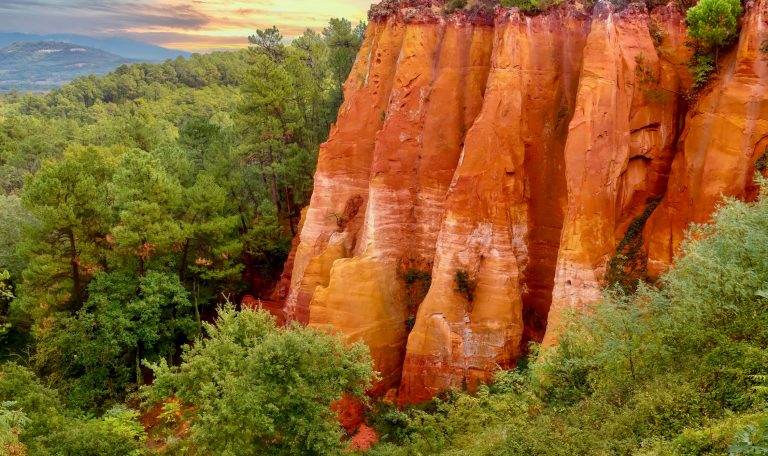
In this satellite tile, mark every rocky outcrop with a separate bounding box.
[543,1,690,346]
[645,0,768,275]
[281,0,768,404]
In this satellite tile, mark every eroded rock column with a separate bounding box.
[399,9,589,404]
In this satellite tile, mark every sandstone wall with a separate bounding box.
[281,0,768,404]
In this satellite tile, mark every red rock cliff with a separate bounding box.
[283,0,768,404]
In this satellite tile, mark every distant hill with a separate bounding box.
[0,41,137,92]
[0,33,190,61]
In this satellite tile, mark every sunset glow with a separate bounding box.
[0,0,374,52]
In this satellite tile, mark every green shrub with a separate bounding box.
[730,414,768,455]
[144,304,377,455]
[686,0,743,91]
[454,269,477,304]
[401,267,431,331]
[444,0,468,13]
[0,363,145,455]
[0,402,28,456]
[499,0,561,13]
[43,406,146,456]
[756,147,768,174]
[690,51,716,91]
[605,195,662,292]
[649,19,666,47]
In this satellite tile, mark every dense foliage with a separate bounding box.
[369,181,768,455]
[0,18,367,455]
[144,305,376,455]
[686,0,743,90]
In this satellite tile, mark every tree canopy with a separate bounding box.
[687,0,743,49]
[0,17,369,455]
[145,305,377,456]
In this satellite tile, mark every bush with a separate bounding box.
[43,406,146,456]
[605,193,662,292]
[144,304,377,455]
[686,0,743,91]
[499,0,561,13]
[690,51,716,91]
[0,402,28,456]
[730,414,768,455]
[0,363,145,455]
[444,0,468,13]
[454,269,477,304]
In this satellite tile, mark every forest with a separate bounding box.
[0,19,379,455]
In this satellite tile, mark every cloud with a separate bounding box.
[120,30,249,50]
[2,0,213,31]
[0,0,374,51]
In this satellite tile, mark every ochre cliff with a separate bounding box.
[280,0,768,404]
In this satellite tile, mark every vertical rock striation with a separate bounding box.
[544,1,689,346]
[281,0,768,404]
[400,6,589,404]
[645,0,768,275]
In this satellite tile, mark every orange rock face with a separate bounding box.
[645,0,768,275]
[283,0,768,404]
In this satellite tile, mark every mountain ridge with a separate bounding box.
[0,41,137,92]
[0,32,190,61]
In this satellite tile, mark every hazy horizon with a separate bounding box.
[0,0,373,52]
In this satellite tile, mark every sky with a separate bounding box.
[0,0,373,52]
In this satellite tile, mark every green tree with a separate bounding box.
[687,0,742,50]
[323,18,365,109]
[20,145,115,312]
[0,363,145,455]
[243,199,291,277]
[160,120,244,319]
[0,271,14,343]
[248,26,286,63]
[238,53,304,216]
[110,150,184,276]
[0,195,31,278]
[145,305,377,455]
[35,270,197,407]
[686,0,743,87]
[287,30,332,149]
[179,174,242,326]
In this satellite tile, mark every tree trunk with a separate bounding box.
[139,239,147,277]
[179,239,190,283]
[267,146,280,213]
[193,277,202,333]
[135,344,143,386]
[286,187,297,236]
[715,47,720,73]
[67,230,81,306]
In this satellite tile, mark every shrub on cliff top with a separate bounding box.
[499,0,561,13]
[444,0,468,13]
[686,0,743,90]
[687,0,742,49]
